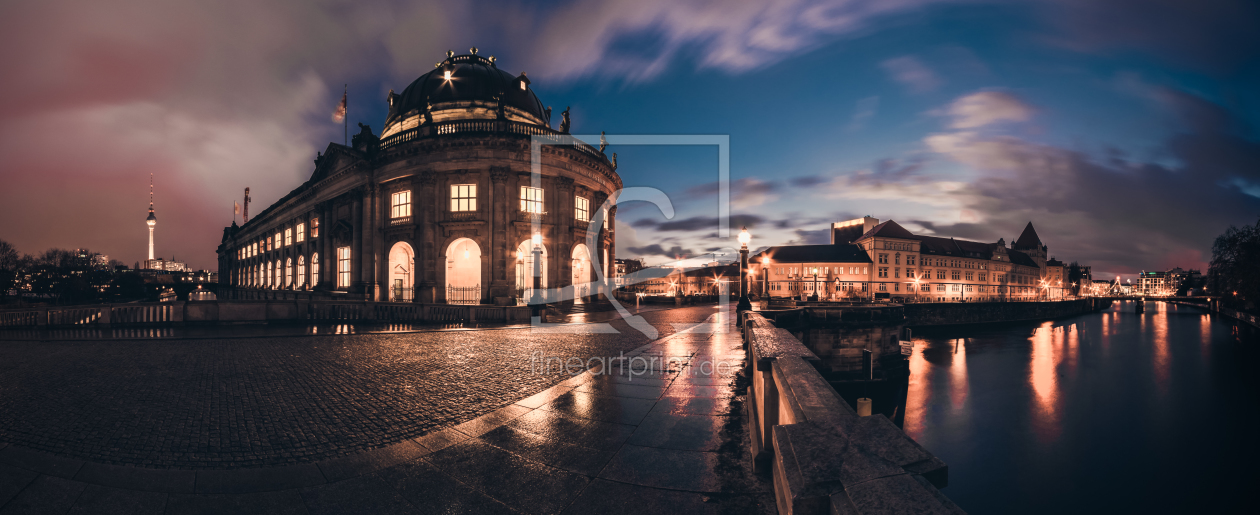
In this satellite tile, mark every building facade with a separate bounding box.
[753,217,1067,302]
[217,50,620,304]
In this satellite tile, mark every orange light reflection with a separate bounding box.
[1029,321,1061,443]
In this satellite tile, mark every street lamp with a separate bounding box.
[737,227,752,313]
[761,256,770,301]
[530,232,543,313]
[914,277,921,303]
[810,266,819,302]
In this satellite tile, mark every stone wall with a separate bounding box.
[903,298,1111,326]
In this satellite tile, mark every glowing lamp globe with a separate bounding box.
[737,227,751,246]
[532,233,542,246]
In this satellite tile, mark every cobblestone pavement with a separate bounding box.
[0,306,721,470]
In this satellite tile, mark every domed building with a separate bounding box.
[216,49,620,304]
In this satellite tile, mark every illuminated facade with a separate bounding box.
[754,217,1065,302]
[217,50,619,303]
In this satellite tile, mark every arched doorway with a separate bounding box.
[445,238,482,304]
[571,244,591,301]
[388,242,414,302]
[515,239,548,303]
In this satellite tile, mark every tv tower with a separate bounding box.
[146,174,157,261]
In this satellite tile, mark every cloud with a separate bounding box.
[684,177,781,208]
[789,175,830,188]
[636,214,765,232]
[940,90,1034,129]
[626,244,695,258]
[523,0,957,82]
[920,88,1260,275]
[1038,0,1260,74]
[880,56,942,93]
[847,96,880,132]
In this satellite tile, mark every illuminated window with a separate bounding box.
[297,256,305,287]
[603,208,609,230]
[391,191,412,218]
[337,247,351,288]
[267,261,273,288]
[936,284,945,292]
[575,196,589,221]
[284,228,293,247]
[285,258,293,287]
[520,186,544,214]
[519,80,526,91]
[451,184,476,211]
[274,232,281,249]
[296,223,305,242]
[311,218,320,238]
[311,253,319,286]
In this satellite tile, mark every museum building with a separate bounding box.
[216,49,620,304]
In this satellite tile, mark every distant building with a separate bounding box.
[751,217,1069,302]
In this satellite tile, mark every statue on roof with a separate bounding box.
[611,153,617,169]
[545,106,552,126]
[599,131,607,153]
[559,106,571,133]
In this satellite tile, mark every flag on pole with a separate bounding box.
[234,201,240,215]
[332,90,346,122]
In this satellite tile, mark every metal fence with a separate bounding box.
[447,285,480,305]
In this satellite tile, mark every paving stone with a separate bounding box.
[413,428,470,454]
[194,463,326,494]
[540,391,656,425]
[662,385,736,399]
[649,396,738,417]
[0,307,714,469]
[66,484,166,515]
[561,478,770,515]
[299,475,417,515]
[478,425,616,476]
[627,412,733,452]
[573,381,666,400]
[165,490,310,515]
[371,460,515,515]
[452,405,532,438]
[513,385,572,409]
[423,439,590,515]
[0,464,39,509]
[73,462,195,493]
[598,444,723,493]
[0,475,86,515]
[0,446,85,479]
[506,410,637,451]
[316,441,428,483]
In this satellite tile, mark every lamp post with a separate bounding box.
[914,278,921,303]
[761,256,770,301]
[810,266,819,302]
[530,232,543,316]
[737,227,752,313]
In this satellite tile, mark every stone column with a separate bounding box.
[490,167,511,300]
[320,202,333,291]
[417,171,438,303]
[351,191,364,296]
[372,185,385,301]
[557,177,575,301]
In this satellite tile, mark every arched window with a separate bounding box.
[266,261,273,288]
[285,258,293,288]
[311,253,319,287]
[297,256,306,288]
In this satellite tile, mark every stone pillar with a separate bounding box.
[320,202,333,291]
[417,171,438,303]
[490,167,511,300]
[351,191,364,296]
[372,185,385,301]
[557,178,575,301]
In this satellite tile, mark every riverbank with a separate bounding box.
[903,298,1111,327]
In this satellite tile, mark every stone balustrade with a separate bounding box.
[0,300,532,328]
[742,312,964,515]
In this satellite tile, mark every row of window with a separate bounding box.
[387,185,608,227]
[236,219,320,260]
[772,266,868,276]
[237,247,354,289]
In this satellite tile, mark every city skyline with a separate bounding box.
[1,0,1257,278]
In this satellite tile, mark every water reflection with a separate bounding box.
[905,301,1260,514]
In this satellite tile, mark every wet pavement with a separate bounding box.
[0,305,772,514]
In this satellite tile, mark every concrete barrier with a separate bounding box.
[903,298,1111,326]
[743,312,962,515]
[0,300,532,328]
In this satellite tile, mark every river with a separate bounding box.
[904,300,1260,514]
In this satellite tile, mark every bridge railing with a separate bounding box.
[0,300,532,328]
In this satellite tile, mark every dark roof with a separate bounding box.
[858,220,916,240]
[1007,249,1039,267]
[1046,258,1064,267]
[390,52,548,127]
[915,235,994,259]
[751,244,872,264]
[1013,222,1042,250]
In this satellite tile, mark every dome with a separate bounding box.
[385,49,549,132]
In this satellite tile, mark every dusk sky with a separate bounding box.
[1,0,1257,278]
